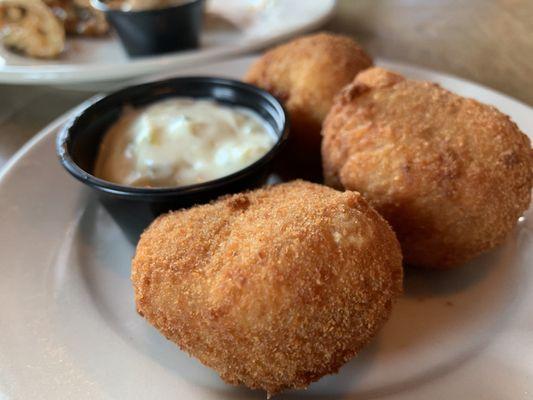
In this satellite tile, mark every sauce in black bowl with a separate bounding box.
[91,0,204,57]
[56,77,289,243]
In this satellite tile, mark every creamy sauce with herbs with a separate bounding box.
[94,98,276,187]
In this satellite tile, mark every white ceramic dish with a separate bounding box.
[0,0,335,86]
[0,56,532,400]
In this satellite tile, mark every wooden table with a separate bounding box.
[329,0,533,106]
[0,0,531,168]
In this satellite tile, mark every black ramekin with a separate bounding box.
[90,0,204,57]
[56,77,289,243]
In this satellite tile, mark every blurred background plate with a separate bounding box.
[0,0,335,87]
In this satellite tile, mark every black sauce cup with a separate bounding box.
[56,77,289,243]
[91,0,204,57]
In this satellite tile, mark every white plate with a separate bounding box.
[1,56,532,400]
[0,0,335,86]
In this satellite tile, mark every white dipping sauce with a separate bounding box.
[94,98,276,187]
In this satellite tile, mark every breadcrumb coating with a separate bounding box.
[244,32,373,179]
[132,180,402,395]
[322,67,533,268]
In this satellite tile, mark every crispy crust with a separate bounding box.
[322,67,533,268]
[244,32,373,178]
[132,180,402,395]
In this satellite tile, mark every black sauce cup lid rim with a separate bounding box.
[56,76,289,199]
[91,0,201,13]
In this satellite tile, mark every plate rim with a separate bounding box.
[0,56,532,400]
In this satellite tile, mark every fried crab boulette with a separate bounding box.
[132,180,402,396]
[322,67,532,268]
[244,32,373,178]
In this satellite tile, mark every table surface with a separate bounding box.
[0,0,532,169]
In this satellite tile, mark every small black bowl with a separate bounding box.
[56,77,289,243]
[91,0,204,57]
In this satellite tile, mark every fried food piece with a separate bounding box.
[244,33,373,180]
[132,180,402,396]
[45,0,109,37]
[0,0,65,58]
[322,67,533,268]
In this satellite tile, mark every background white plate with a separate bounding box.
[0,56,532,400]
[0,0,335,86]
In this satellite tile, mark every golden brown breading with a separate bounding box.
[132,180,402,395]
[244,32,373,180]
[322,67,533,268]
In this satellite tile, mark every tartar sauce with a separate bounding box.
[94,98,276,187]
